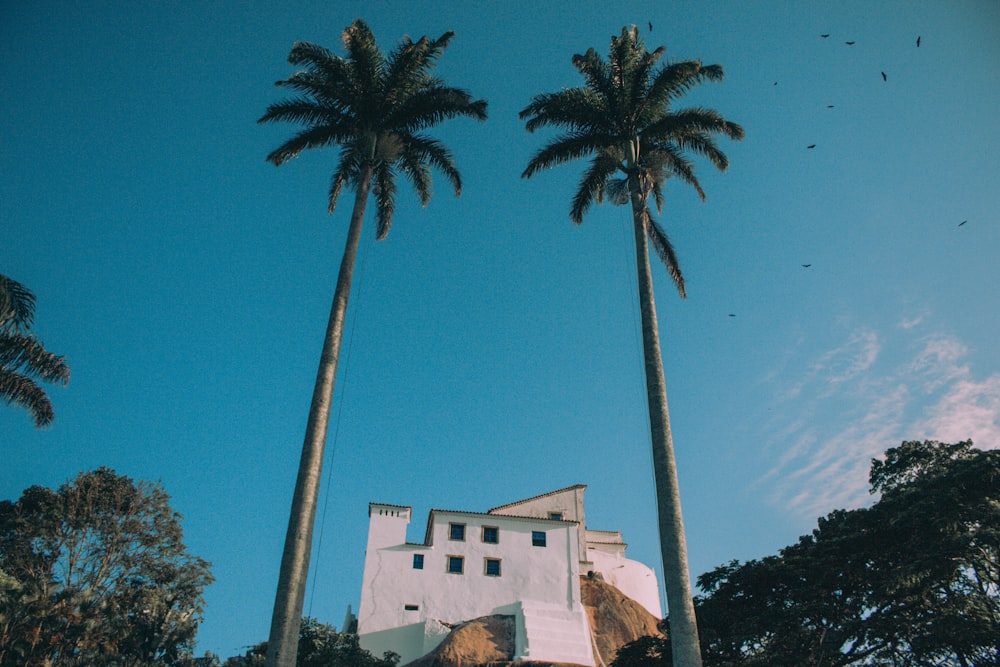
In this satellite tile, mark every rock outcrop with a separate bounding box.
[403,577,663,667]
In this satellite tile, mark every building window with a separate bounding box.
[482,525,499,544]
[484,558,502,577]
[449,523,466,541]
[549,512,563,520]
[404,604,419,611]
[532,531,547,547]
[447,555,464,574]
[412,554,424,569]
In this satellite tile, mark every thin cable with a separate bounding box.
[307,216,375,617]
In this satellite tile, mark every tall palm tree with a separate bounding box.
[520,26,743,667]
[258,19,486,667]
[0,274,70,428]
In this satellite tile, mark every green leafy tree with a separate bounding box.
[614,440,1000,667]
[258,19,486,667]
[224,617,397,667]
[520,25,743,667]
[0,468,214,667]
[0,274,70,427]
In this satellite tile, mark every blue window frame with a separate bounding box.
[532,531,546,547]
[449,523,466,541]
[412,554,424,569]
[447,555,464,574]
[484,558,502,577]
[482,525,499,544]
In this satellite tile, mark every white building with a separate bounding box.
[357,485,661,665]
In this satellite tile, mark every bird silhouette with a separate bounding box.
[917,35,921,47]
[807,144,816,149]
[958,220,968,227]
[802,264,812,268]
[728,313,736,317]
[881,71,887,81]
[820,34,830,38]
[648,21,653,32]
[827,105,835,108]
[845,41,856,45]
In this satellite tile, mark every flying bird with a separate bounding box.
[845,41,856,45]
[820,34,830,38]
[802,264,812,268]
[881,71,887,81]
[827,105,835,108]
[917,35,921,47]
[728,313,736,318]
[958,220,968,227]
[648,21,653,32]
[807,144,816,149]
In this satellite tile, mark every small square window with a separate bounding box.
[447,555,464,574]
[482,526,499,544]
[532,531,547,547]
[449,523,466,541]
[412,554,424,570]
[484,558,502,577]
[548,512,563,520]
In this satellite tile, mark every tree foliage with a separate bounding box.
[0,468,214,666]
[0,273,70,428]
[612,440,1000,666]
[224,617,398,667]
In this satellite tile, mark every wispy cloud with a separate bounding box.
[758,321,1000,519]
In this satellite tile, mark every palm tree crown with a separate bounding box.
[521,25,743,296]
[521,26,742,667]
[259,19,488,239]
[1,274,70,428]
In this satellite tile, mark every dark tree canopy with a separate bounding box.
[224,617,398,667]
[0,468,214,667]
[612,440,1000,667]
[0,273,69,428]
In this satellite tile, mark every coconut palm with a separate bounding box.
[1,274,70,428]
[258,19,487,667]
[520,26,743,667]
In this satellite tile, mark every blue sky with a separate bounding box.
[3,0,998,659]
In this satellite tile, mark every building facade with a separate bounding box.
[356,485,661,665]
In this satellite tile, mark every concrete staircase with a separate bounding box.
[517,600,596,666]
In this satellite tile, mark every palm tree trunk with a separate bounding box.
[265,170,372,667]
[631,200,703,667]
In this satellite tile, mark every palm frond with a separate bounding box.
[0,369,55,428]
[328,147,361,213]
[342,20,384,96]
[264,123,354,166]
[570,48,614,110]
[645,213,686,298]
[0,275,36,334]
[520,88,606,134]
[522,131,619,179]
[394,86,488,131]
[257,97,342,128]
[647,106,744,142]
[570,152,622,224]
[402,133,462,197]
[372,162,397,240]
[397,148,433,209]
[0,333,71,384]
[645,59,705,110]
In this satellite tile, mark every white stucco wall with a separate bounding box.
[358,506,583,665]
[587,540,662,618]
